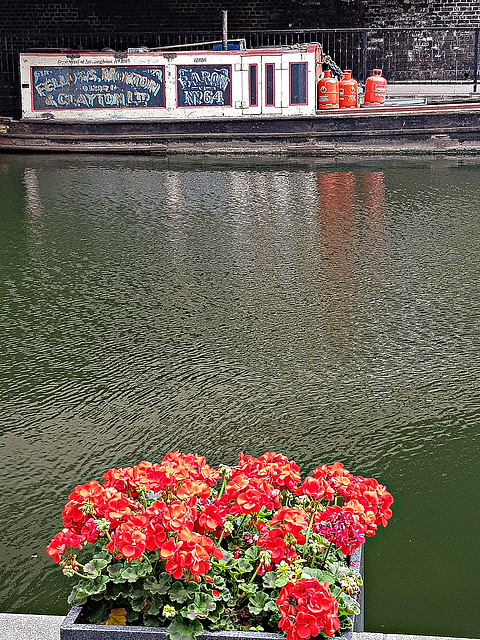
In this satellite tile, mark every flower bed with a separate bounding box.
[48,451,392,640]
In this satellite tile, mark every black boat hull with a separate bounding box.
[2,103,480,154]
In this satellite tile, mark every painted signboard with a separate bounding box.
[176,65,232,107]
[31,65,165,110]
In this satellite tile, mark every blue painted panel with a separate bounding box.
[176,66,232,107]
[31,66,165,110]
[290,62,308,104]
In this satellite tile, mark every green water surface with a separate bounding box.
[0,154,478,637]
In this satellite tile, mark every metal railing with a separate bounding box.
[234,27,479,87]
[1,27,479,114]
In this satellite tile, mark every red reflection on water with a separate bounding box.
[317,171,356,228]
[316,169,387,302]
[317,169,386,244]
[316,171,357,279]
[359,170,386,224]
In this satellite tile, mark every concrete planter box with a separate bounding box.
[60,548,363,640]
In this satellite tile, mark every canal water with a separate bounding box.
[0,154,478,637]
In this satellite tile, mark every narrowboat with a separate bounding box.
[1,43,480,155]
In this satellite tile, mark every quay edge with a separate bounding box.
[1,616,479,640]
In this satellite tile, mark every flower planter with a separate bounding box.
[60,548,363,640]
[49,453,390,640]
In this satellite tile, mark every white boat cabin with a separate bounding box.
[19,44,323,120]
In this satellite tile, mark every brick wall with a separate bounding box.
[359,0,480,28]
[1,0,479,34]
[1,1,480,115]
[0,0,364,33]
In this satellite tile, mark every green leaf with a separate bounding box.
[219,586,233,602]
[265,600,278,612]
[214,549,233,569]
[248,591,270,615]
[209,617,235,632]
[85,558,109,572]
[130,559,151,577]
[184,604,204,620]
[131,597,148,612]
[236,559,253,573]
[197,593,215,612]
[148,595,163,616]
[73,587,90,601]
[169,582,190,604]
[337,593,360,616]
[107,563,125,583]
[237,581,258,595]
[326,560,348,578]
[126,609,141,623]
[145,576,170,595]
[131,581,147,599]
[339,614,353,631]
[88,575,109,595]
[83,558,109,578]
[91,592,106,601]
[212,575,225,588]
[183,593,216,620]
[186,581,200,594]
[67,585,87,606]
[262,572,277,589]
[204,597,216,613]
[84,567,102,579]
[144,614,161,626]
[109,582,132,599]
[86,603,108,624]
[167,617,203,640]
[302,568,336,585]
[274,575,289,588]
[244,546,260,562]
[121,566,140,583]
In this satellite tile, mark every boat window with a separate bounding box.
[265,63,275,106]
[249,64,258,107]
[176,65,232,107]
[290,62,308,105]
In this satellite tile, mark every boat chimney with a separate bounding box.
[222,10,228,51]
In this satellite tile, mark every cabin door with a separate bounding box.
[240,55,283,115]
[260,55,283,115]
[240,55,262,115]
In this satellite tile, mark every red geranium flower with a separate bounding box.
[314,503,367,555]
[195,503,227,536]
[116,526,146,560]
[295,475,335,502]
[46,529,84,563]
[257,528,298,566]
[276,579,340,640]
[270,507,309,539]
[80,518,99,544]
[162,501,196,532]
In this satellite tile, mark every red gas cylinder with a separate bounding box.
[317,69,339,109]
[364,69,387,106]
[339,69,358,108]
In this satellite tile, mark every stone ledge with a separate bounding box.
[354,635,480,640]
[0,613,63,639]
[0,616,478,640]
